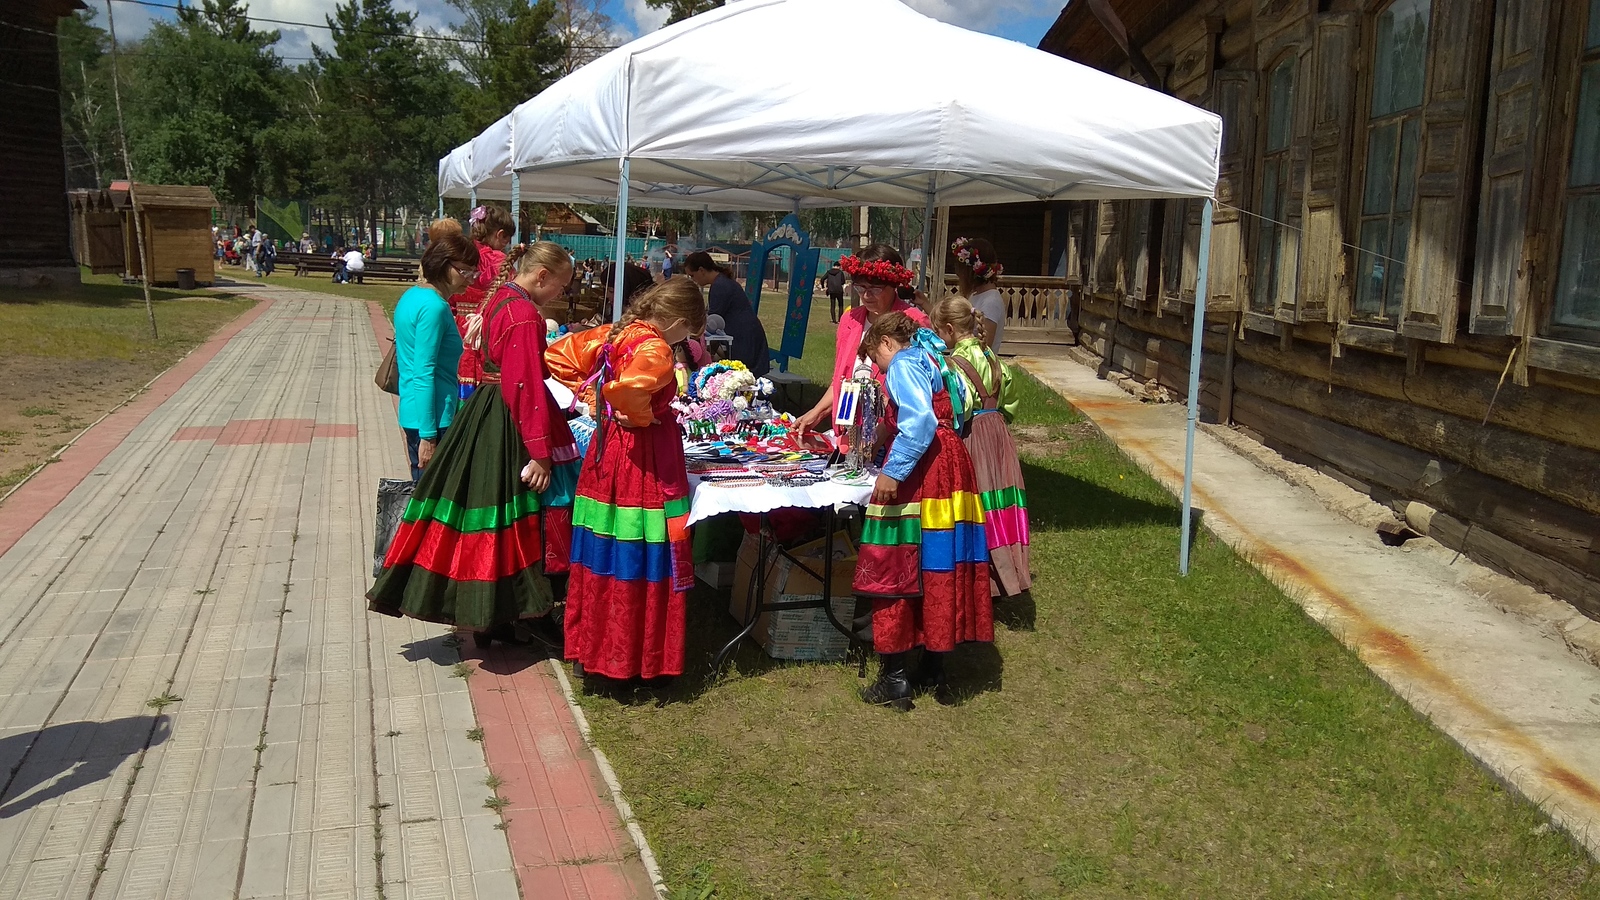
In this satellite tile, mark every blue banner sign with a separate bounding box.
[745,214,820,373]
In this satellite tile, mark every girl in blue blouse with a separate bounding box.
[854,312,992,710]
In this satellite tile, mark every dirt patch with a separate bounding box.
[1013,421,1101,459]
[0,356,162,492]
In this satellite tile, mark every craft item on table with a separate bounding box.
[836,375,884,475]
[703,475,767,489]
[765,471,829,487]
[830,467,875,486]
[688,360,766,406]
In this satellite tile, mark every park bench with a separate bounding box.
[289,253,418,282]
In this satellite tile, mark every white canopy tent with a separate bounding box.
[440,0,1223,572]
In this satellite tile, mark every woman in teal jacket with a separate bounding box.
[395,233,480,481]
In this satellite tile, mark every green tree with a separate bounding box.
[444,0,565,130]
[314,0,469,247]
[123,1,288,204]
[478,0,564,124]
[57,9,121,188]
[644,0,721,26]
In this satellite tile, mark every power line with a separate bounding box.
[108,0,513,46]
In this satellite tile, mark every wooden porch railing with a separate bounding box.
[939,275,1076,346]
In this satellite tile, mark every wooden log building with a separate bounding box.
[0,0,86,289]
[962,0,1600,618]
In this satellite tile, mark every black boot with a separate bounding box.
[860,652,914,711]
[911,651,953,705]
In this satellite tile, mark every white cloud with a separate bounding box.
[623,0,668,35]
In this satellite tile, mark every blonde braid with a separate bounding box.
[486,243,527,303]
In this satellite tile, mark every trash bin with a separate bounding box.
[175,268,197,290]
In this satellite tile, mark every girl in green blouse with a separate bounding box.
[931,296,1032,598]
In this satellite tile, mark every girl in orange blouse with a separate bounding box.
[560,276,707,684]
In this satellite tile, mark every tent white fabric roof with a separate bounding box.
[439,0,1221,209]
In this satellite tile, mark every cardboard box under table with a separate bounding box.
[729,531,856,661]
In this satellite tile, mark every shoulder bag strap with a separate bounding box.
[948,354,998,411]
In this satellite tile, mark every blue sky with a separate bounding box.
[104,0,1065,62]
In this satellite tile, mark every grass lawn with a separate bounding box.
[0,273,256,493]
[219,267,414,316]
[568,298,1600,898]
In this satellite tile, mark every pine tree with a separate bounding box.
[314,0,469,247]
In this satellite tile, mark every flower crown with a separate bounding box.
[950,236,1002,281]
[839,254,914,287]
[469,206,488,224]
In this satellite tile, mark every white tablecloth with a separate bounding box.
[686,475,873,526]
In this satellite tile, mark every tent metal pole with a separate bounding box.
[1181,197,1215,576]
[469,188,477,208]
[613,158,632,322]
[918,182,936,291]
[437,196,443,219]
[510,172,521,243]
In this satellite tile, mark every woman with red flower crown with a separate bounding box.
[795,244,930,438]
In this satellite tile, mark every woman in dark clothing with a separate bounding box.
[682,251,770,376]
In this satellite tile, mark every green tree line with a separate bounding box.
[58,0,584,245]
[58,0,885,248]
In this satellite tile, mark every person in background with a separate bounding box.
[600,261,653,320]
[451,205,515,401]
[369,241,577,649]
[344,246,367,284]
[951,236,1005,350]
[241,226,257,273]
[258,238,276,277]
[821,259,846,323]
[853,311,992,710]
[662,246,675,279]
[300,232,313,253]
[682,250,770,377]
[558,277,707,687]
[929,295,1030,599]
[795,244,929,436]
[389,232,477,482]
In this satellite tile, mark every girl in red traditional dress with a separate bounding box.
[561,277,707,684]
[453,205,514,400]
[855,312,993,710]
[368,242,576,648]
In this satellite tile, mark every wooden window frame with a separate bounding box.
[1348,0,1431,329]
[1251,51,1302,318]
[1543,0,1600,345]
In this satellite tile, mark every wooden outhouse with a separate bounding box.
[107,182,219,286]
[68,189,126,276]
[958,0,1600,619]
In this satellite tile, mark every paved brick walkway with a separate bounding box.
[0,286,654,899]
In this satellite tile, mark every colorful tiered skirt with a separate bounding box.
[965,410,1031,597]
[854,426,993,654]
[565,418,695,679]
[368,386,557,630]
